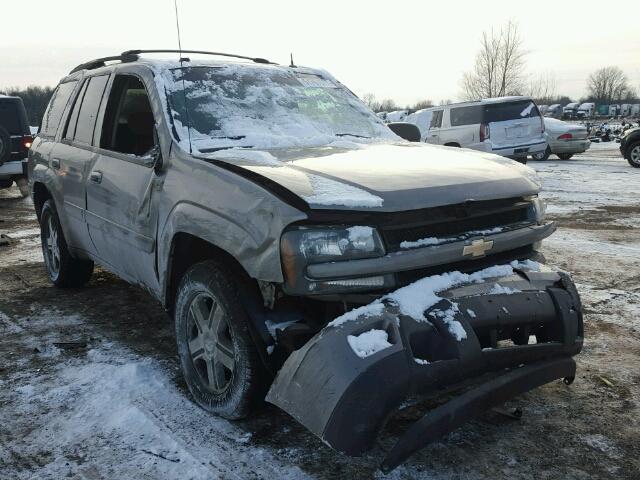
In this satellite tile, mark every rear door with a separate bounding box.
[484,100,542,149]
[85,73,160,289]
[50,74,110,254]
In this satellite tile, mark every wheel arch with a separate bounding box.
[444,142,461,148]
[32,181,53,221]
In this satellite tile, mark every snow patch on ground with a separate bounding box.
[347,329,392,358]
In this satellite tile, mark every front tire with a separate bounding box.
[558,153,573,160]
[626,141,640,168]
[174,260,268,419]
[40,199,94,287]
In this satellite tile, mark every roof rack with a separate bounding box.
[69,49,275,74]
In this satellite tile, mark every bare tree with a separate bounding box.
[526,73,557,104]
[461,21,526,100]
[410,99,434,111]
[378,98,398,112]
[586,67,631,104]
[361,93,381,112]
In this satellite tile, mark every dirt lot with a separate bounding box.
[1,144,639,480]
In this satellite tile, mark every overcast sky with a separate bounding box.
[2,0,639,104]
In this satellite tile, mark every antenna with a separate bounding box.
[174,0,183,58]
[290,53,296,68]
[173,0,192,153]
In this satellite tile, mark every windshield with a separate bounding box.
[162,65,394,152]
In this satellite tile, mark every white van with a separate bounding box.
[404,96,546,162]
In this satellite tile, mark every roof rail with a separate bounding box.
[69,49,274,74]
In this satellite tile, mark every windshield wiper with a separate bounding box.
[199,145,254,153]
[210,135,246,140]
[336,133,371,139]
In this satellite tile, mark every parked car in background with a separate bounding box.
[0,94,32,196]
[619,126,640,167]
[533,118,590,160]
[404,96,546,163]
[609,104,620,116]
[545,104,563,118]
[538,104,549,115]
[562,102,580,119]
[384,110,408,123]
[577,103,595,118]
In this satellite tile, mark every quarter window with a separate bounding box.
[40,81,77,138]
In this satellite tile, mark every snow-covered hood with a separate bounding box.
[201,142,541,212]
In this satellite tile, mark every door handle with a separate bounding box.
[89,171,103,184]
[51,158,61,169]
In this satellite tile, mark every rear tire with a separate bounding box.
[626,141,640,168]
[557,153,573,160]
[174,260,268,420]
[40,199,94,287]
[532,146,551,161]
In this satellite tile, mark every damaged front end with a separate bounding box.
[266,264,583,472]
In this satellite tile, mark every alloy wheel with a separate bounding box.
[187,293,236,393]
[630,145,640,166]
[43,216,61,278]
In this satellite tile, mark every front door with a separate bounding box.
[85,74,160,290]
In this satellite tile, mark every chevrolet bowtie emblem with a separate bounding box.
[463,238,494,257]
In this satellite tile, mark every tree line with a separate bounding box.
[365,21,638,113]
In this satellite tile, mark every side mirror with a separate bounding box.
[387,122,421,142]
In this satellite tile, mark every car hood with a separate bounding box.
[200,142,541,212]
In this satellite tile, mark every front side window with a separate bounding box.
[159,65,394,152]
[100,75,156,157]
[40,81,77,138]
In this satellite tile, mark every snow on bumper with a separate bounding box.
[266,263,583,471]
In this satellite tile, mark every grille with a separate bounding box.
[380,198,533,252]
[395,246,539,287]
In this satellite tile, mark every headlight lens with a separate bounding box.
[280,226,389,294]
[286,226,385,262]
[525,195,546,223]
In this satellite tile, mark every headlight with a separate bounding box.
[281,226,391,294]
[525,195,546,223]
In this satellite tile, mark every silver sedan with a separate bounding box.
[533,118,590,160]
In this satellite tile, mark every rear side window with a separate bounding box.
[450,101,540,126]
[450,105,483,126]
[66,75,110,145]
[0,101,22,134]
[64,81,89,142]
[484,101,539,123]
[40,81,77,137]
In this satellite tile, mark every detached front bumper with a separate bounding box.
[266,265,583,471]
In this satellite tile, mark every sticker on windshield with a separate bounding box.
[295,73,337,89]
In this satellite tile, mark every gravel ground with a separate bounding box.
[1,144,639,479]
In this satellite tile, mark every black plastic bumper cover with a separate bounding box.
[266,268,583,470]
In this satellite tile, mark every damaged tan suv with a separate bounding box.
[29,50,583,472]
